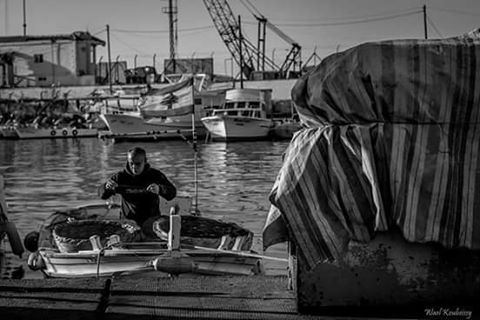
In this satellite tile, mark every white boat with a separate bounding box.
[271,118,302,140]
[100,110,207,141]
[25,197,264,278]
[100,77,209,141]
[201,88,274,141]
[15,126,98,139]
[35,245,262,278]
[0,125,19,139]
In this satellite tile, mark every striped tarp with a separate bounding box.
[264,31,480,268]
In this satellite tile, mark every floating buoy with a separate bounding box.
[50,130,56,136]
[72,129,78,136]
[153,252,196,275]
[62,129,68,136]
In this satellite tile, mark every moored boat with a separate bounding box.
[100,111,207,141]
[201,88,274,141]
[271,118,302,140]
[0,125,19,139]
[24,198,262,278]
[35,244,262,278]
[100,77,209,141]
[15,126,98,139]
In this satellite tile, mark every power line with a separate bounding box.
[112,26,213,34]
[243,6,421,23]
[430,7,480,17]
[427,16,443,38]
[109,33,151,56]
[270,9,421,27]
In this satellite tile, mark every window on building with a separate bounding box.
[38,77,47,81]
[33,54,44,63]
[236,102,246,109]
[249,101,260,109]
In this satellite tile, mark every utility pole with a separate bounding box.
[257,18,266,71]
[22,0,26,36]
[163,0,178,74]
[238,15,244,89]
[106,24,112,93]
[423,4,428,39]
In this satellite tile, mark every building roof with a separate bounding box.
[0,31,105,46]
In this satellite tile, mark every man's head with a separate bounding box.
[127,147,147,176]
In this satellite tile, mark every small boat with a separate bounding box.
[15,126,98,139]
[34,244,262,278]
[0,125,19,139]
[99,111,207,141]
[99,78,208,141]
[201,88,274,141]
[271,118,302,140]
[25,197,262,278]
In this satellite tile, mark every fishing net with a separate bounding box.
[52,220,140,253]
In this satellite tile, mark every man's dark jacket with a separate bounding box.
[99,163,176,225]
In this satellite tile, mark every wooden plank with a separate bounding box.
[0,278,108,320]
[110,275,291,298]
[105,275,315,319]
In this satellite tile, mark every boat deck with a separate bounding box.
[0,275,329,319]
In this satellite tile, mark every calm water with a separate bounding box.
[0,137,289,278]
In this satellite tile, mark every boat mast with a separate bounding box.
[191,77,199,215]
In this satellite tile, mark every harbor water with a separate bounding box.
[0,137,290,279]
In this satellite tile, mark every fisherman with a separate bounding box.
[99,147,177,226]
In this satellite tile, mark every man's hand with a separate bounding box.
[146,183,160,194]
[105,180,118,191]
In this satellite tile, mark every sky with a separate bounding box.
[1,0,480,76]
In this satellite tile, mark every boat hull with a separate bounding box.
[0,126,19,139]
[28,199,261,278]
[201,116,273,141]
[100,111,207,141]
[15,127,98,139]
[38,246,262,278]
[271,120,302,140]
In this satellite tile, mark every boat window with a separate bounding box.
[241,110,250,117]
[236,102,246,109]
[225,102,235,109]
[227,110,238,116]
[254,111,261,117]
[249,101,260,109]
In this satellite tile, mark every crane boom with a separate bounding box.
[204,0,301,78]
[203,0,279,79]
[240,0,302,76]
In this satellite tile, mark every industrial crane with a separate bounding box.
[240,0,301,77]
[203,0,301,79]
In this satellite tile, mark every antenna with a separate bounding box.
[22,0,26,36]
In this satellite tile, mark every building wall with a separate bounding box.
[0,39,97,87]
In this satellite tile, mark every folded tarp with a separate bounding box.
[264,30,480,268]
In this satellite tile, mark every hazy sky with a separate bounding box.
[2,0,480,75]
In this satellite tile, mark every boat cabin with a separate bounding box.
[212,88,272,119]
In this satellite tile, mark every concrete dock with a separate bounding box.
[0,275,328,320]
